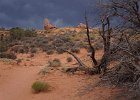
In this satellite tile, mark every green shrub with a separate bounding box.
[0,36,8,52]
[67,57,73,62]
[0,42,7,52]
[9,27,37,40]
[32,81,49,93]
[24,29,37,37]
[0,52,17,59]
[71,47,80,53]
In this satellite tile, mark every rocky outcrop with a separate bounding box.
[77,23,86,29]
[44,18,56,30]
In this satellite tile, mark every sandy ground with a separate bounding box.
[0,49,122,100]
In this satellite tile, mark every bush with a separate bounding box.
[16,59,22,64]
[46,50,54,55]
[10,45,29,53]
[56,48,65,54]
[9,27,37,40]
[71,47,80,53]
[18,47,25,53]
[32,81,49,93]
[39,66,54,75]
[24,29,37,37]
[0,42,7,52]
[67,57,73,62]
[30,48,37,53]
[48,58,61,67]
[42,45,54,52]
[0,52,17,59]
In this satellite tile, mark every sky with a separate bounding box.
[0,0,98,29]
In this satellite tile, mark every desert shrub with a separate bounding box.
[48,58,61,67]
[8,41,21,47]
[75,42,85,48]
[56,48,65,54]
[9,27,37,40]
[11,45,29,53]
[39,65,54,75]
[0,41,7,52]
[9,27,25,40]
[94,43,103,50]
[30,48,37,53]
[10,45,19,53]
[71,47,80,53]
[46,50,54,55]
[0,52,17,59]
[52,38,64,47]
[24,29,37,37]
[67,57,73,62]
[16,59,22,64]
[42,45,55,52]
[30,44,35,48]
[60,36,71,43]
[18,47,25,53]
[32,81,49,93]
[54,42,63,47]
[23,46,29,53]
[39,67,50,75]
[65,42,75,48]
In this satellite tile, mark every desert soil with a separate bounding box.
[0,49,122,100]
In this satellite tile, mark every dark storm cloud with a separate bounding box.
[0,0,97,29]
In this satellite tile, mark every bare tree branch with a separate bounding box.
[85,11,98,66]
[63,50,88,68]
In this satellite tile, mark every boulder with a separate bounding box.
[43,18,56,30]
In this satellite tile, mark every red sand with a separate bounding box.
[0,50,121,100]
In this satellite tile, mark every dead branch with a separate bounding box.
[63,50,87,68]
[85,11,98,66]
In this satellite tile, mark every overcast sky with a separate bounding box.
[0,0,99,29]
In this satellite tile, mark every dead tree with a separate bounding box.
[64,50,87,68]
[107,0,140,29]
[85,12,98,66]
[97,16,112,73]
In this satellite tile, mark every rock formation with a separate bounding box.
[77,23,86,29]
[44,18,56,30]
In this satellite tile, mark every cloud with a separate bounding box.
[0,0,97,29]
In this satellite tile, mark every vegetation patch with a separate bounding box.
[67,57,73,62]
[48,59,61,67]
[71,47,80,53]
[32,81,49,93]
[39,65,54,75]
[0,52,16,59]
